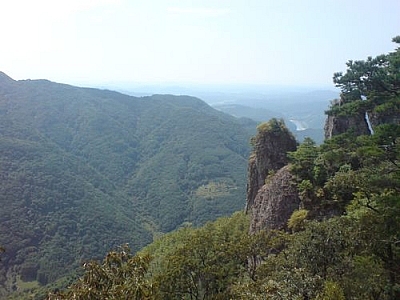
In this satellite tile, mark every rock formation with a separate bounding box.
[246,96,398,233]
[249,165,300,233]
[324,113,370,139]
[369,110,400,129]
[324,100,370,139]
[324,97,400,140]
[245,119,297,213]
[245,119,298,232]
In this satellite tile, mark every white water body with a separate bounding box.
[289,119,308,131]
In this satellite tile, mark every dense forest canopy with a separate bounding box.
[45,36,400,300]
[0,74,256,298]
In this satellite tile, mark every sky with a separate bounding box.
[0,0,399,89]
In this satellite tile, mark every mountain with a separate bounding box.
[0,72,255,296]
[99,81,339,144]
[212,103,283,123]
[208,90,339,144]
[212,103,326,143]
[43,37,400,300]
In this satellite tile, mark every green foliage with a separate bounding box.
[145,212,251,299]
[323,165,358,203]
[256,118,295,143]
[316,281,345,300]
[233,38,400,299]
[44,189,399,299]
[194,181,233,199]
[328,36,400,122]
[287,209,308,232]
[47,244,153,299]
[232,213,398,299]
[2,36,400,300]
[289,137,319,182]
[0,77,253,297]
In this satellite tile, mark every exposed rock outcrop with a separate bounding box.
[369,110,400,129]
[324,100,370,139]
[249,165,300,233]
[245,119,297,213]
[245,119,299,233]
[323,97,400,140]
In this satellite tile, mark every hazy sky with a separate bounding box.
[1,0,399,88]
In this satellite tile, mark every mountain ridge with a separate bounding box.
[0,72,255,296]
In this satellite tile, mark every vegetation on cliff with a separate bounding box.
[243,35,400,296]
[244,36,400,299]
[43,37,400,300]
[246,118,297,212]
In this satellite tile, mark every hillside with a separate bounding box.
[210,90,339,144]
[46,36,400,300]
[0,72,254,296]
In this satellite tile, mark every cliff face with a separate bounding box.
[324,99,400,140]
[245,119,298,232]
[245,120,297,213]
[369,110,400,129]
[324,113,370,139]
[246,98,398,233]
[249,165,300,233]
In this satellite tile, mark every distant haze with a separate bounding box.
[0,0,399,89]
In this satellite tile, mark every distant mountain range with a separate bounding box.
[105,82,339,144]
[0,72,255,296]
[210,89,339,144]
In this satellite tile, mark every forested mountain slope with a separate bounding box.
[0,72,254,296]
[47,36,400,300]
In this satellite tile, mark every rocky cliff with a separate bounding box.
[246,37,400,240]
[245,119,298,232]
[249,165,300,233]
[324,112,370,139]
[247,106,371,233]
[324,97,400,139]
[369,108,400,129]
[247,98,398,234]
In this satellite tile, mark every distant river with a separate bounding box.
[289,119,308,131]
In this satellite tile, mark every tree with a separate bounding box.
[43,37,400,300]
[151,212,251,300]
[330,36,400,127]
[47,244,154,300]
[288,137,319,184]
